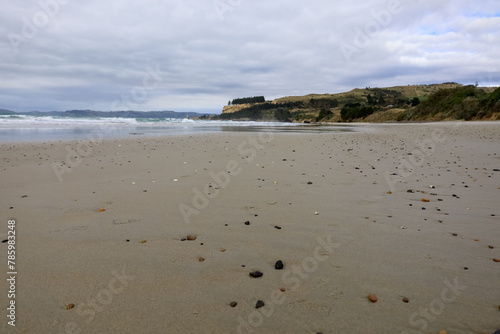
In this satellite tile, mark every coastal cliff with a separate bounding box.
[217,83,500,123]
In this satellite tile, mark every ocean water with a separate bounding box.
[0,115,358,142]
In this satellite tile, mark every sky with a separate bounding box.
[0,0,499,114]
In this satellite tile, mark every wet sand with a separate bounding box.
[1,122,499,333]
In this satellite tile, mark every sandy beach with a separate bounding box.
[1,122,499,333]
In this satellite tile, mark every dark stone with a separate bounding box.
[307,181,313,185]
[230,301,237,308]
[255,300,265,309]
[452,233,458,236]
[244,221,250,225]
[249,271,263,278]
[274,226,282,230]
[275,260,284,270]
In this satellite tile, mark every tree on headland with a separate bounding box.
[231,96,266,105]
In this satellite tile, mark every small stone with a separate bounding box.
[422,198,430,202]
[452,233,458,236]
[244,221,250,225]
[230,301,237,308]
[407,189,414,193]
[493,258,500,263]
[387,191,392,194]
[140,240,147,243]
[402,297,409,303]
[249,271,263,278]
[307,181,313,185]
[98,209,106,212]
[198,257,205,262]
[367,294,378,303]
[220,249,226,252]
[274,226,282,230]
[65,304,75,310]
[181,238,187,241]
[488,245,494,249]
[280,288,286,292]
[186,235,197,241]
[275,260,284,270]
[255,300,265,309]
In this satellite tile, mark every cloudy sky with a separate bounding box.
[1,0,499,113]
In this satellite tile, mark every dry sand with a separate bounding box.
[1,122,499,334]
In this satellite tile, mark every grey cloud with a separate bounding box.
[0,0,498,113]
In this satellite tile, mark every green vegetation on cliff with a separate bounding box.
[408,85,500,121]
[218,83,500,122]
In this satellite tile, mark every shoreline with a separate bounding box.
[1,122,499,333]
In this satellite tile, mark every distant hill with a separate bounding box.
[217,83,500,122]
[4,110,207,119]
[0,109,16,115]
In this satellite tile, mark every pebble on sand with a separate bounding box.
[186,235,197,241]
[422,198,430,202]
[97,209,106,212]
[367,294,378,303]
[65,304,75,310]
[244,221,250,225]
[255,300,265,309]
[275,260,284,270]
[198,257,205,262]
[402,297,409,303]
[249,271,263,278]
[140,240,147,243]
[493,258,500,263]
[230,301,237,308]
